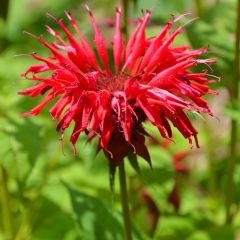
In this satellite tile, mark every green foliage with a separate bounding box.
[66,184,143,240]
[224,100,240,122]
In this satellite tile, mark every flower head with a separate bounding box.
[19,7,217,166]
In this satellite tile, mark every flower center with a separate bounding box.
[96,73,130,92]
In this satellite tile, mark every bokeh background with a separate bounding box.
[0,0,239,239]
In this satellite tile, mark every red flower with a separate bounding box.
[19,7,217,166]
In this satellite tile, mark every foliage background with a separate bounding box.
[0,0,239,239]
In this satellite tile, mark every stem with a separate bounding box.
[205,125,216,201]
[0,0,9,20]
[208,154,216,200]
[195,0,204,18]
[121,0,129,40]
[119,160,132,240]
[225,0,240,224]
[118,1,131,238]
[0,165,13,239]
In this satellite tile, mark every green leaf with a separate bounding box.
[187,231,211,240]
[6,117,43,162]
[134,0,188,21]
[128,151,141,175]
[154,215,196,239]
[139,147,173,186]
[140,167,173,186]
[65,184,143,240]
[224,101,240,121]
[31,197,79,240]
[207,226,235,240]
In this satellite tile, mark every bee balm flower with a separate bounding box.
[19,7,217,166]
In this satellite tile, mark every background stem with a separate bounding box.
[121,0,129,40]
[0,165,13,239]
[195,0,204,18]
[225,0,240,224]
[119,160,132,240]
[205,125,216,201]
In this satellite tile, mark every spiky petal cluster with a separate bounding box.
[19,7,217,166]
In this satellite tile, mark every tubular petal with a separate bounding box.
[86,5,109,70]
[113,7,124,73]
[19,9,217,164]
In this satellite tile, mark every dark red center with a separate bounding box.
[96,73,130,92]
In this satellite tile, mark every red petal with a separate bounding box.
[65,11,100,71]
[18,83,50,97]
[86,5,109,70]
[128,10,151,72]
[138,21,172,72]
[113,7,124,73]
[49,94,71,119]
[20,91,55,117]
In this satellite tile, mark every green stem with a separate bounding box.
[204,125,217,201]
[208,156,216,200]
[0,0,9,20]
[118,1,131,238]
[195,0,204,18]
[121,0,129,40]
[119,160,132,240]
[0,165,13,239]
[225,0,240,224]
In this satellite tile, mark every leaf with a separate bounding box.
[140,167,173,186]
[0,115,46,182]
[207,226,235,240]
[0,115,41,181]
[187,231,211,240]
[224,101,240,122]
[6,117,43,161]
[154,215,196,239]
[31,196,79,240]
[139,146,173,186]
[65,184,143,240]
[128,151,141,175]
[133,0,188,21]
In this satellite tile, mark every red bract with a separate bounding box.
[19,7,217,166]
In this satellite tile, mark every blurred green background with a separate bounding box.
[0,0,240,239]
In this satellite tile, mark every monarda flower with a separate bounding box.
[19,7,217,166]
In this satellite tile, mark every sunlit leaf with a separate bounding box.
[65,184,143,240]
[31,197,78,240]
